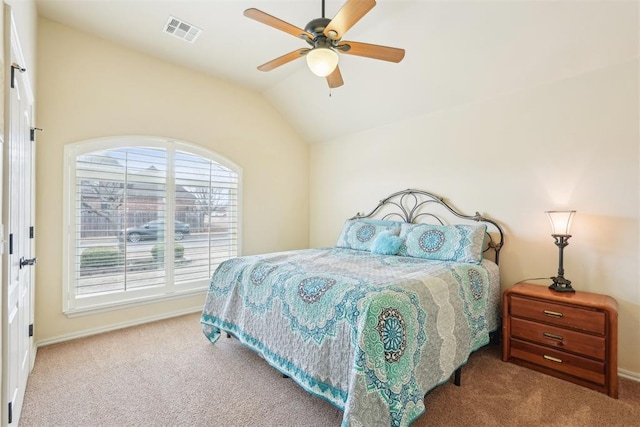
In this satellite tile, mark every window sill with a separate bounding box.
[64,287,207,318]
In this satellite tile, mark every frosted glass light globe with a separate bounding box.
[306,47,339,77]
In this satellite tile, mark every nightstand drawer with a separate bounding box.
[510,295,605,334]
[511,317,606,360]
[510,339,605,386]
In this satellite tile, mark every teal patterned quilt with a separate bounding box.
[201,248,500,427]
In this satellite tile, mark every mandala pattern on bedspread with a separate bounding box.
[201,248,500,427]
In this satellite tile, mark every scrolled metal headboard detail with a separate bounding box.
[352,189,505,264]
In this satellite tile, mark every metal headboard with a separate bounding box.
[351,189,505,265]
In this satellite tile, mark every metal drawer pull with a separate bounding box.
[543,309,563,318]
[543,332,564,341]
[543,355,563,363]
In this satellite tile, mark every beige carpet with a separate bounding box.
[21,313,640,426]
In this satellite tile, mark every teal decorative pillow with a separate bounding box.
[399,223,487,264]
[336,219,402,251]
[371,230,404,255]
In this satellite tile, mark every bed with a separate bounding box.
[201,189,504,427]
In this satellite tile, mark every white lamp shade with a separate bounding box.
[306,47,339,77]
[546,210,576,235]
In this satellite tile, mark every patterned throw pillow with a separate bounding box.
[336,219,402,252]
[399,223,487,264]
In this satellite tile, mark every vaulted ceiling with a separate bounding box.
[35,1,637,143]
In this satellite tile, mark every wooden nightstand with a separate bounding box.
[502,283,618,398]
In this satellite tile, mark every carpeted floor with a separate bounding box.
[20,313,640,426]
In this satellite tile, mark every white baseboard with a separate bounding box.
[619,368,640,382]
[30,344,37,371]
[36,306,203,348]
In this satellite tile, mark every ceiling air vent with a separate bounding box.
[164,16,202,43]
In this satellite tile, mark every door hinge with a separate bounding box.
[8,233,13,255]
[30,226,34,239]
[8,401,12,424]
[10,62,25,89]
[29,324,34,337]
[30,127,43,142]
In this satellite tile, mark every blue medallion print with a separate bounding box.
[250,264,277,286]
[298,277,336,304]
[468,269,484,300]
[376,307,406,363]
[217,257,242,273]
[418,229,445,253]
[356,224,376,242]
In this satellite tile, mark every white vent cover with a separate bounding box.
[164,16,202,43]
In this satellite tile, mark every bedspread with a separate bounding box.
[201,247,500,427]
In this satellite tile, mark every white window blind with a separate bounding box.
[64,138,241,314]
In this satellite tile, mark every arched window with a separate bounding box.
[63,137,241,315]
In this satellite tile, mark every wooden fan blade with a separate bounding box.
[324,0,376,40]
[337,41,405,63]
[244,8,313,41]
[326,66,344,88]
[257,48,309,72]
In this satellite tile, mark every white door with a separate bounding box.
[2,8,35,426]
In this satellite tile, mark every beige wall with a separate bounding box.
[310,60,640,375]
[35,18,309,342]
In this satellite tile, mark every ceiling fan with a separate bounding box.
[244,0,405,88]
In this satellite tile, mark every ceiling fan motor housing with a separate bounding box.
[304,17,340,48]
[305,18,331,36]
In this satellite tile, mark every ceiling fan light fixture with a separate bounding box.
[244,0,403,88]
[306,47,339,77]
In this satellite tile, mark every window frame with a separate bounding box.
[62,136,242,316]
